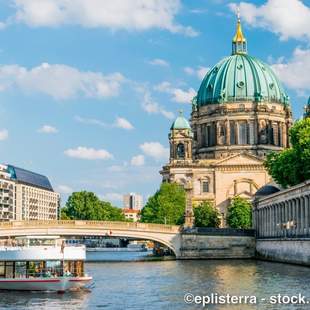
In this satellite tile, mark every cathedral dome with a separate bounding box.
[170,112,191,130]
[196,54,289,107]
[196,16,289,107]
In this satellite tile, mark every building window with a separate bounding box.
[238,122,247,144]
[230,122,236,145]
[202,181,209,193]
[176,143,185,159]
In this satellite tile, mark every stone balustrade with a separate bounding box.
[0,220,181,233]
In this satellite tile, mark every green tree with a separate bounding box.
[140,182,185,225]
[194,201,221,227]
[265,118,310,188]
[61,191,126,221]
[227,196,252,229]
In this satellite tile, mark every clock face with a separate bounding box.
[177,143,185,159]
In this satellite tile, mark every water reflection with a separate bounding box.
[0,257,309,309]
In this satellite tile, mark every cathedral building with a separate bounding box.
[160,16,293,226]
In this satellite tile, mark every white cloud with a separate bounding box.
[9,0,198,37]
[271,48,310,93]
[75,115,107,127]
[101,192,123,202]
[131,154,145,166]
[141,92,175,119]
[155,81,196,103]
[229,0,310,41]
[56,185,73,194]
[184,66,209,79]
[75,115,133,130]
[38,125,58,134]
[148,58,170,67]
[64,146,113,160]
[0,129,8,141]
[114,117,134,130]
[140,142,169,161]
[0,62,124,100]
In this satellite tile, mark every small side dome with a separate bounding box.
[255,183,281,198]
[170,111,191,130]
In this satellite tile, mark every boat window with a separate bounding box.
[0,262,4,278]
[45,261,62,277]
[5,262,13,278]
[15,261,27,278]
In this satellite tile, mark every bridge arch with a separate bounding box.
[0,221,182,257]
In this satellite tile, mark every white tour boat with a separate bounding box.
[0,236,92,292]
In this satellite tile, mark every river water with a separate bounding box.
[0,252,309,309]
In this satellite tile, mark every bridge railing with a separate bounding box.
[0,220,181,233]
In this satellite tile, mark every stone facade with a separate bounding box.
[254,181,310,265]
[180,233,255,259]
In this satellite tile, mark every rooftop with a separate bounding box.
[6,165,54,192]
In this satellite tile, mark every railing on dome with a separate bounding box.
[0,220,181,233]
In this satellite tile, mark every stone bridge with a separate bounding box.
[0,220,182,257]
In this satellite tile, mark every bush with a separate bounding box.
[194,201,221,227]
[227,196,252,229]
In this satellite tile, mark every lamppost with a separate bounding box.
[184,180,194,229]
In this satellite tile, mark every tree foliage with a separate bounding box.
[61,191,125,221]
[140,182,185,225]
[194,201,221,227]
[265,118,310,187]
[227,196,252,229]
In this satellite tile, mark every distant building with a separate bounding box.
[123,193,143,210]
[0,164,60,221]
[122,208,141,222]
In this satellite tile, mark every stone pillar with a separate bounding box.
[282,122,287,148]
[226,120,230,145]
[235,122,239,145]
[300,197,305,236]
[184,180,194,229]
[305,196,310,237]
[272,205,275,237]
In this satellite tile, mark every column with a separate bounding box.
[282,122,287,148]
[305,195,310,237]
[235,122,239,145]
[225,120,230,145]
[292,199,297,237]
[300,197,305,236]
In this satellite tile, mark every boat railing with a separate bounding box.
[0,239,85,249]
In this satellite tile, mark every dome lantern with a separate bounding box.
[232,8,247,55]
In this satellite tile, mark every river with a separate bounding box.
[0,252,309,309]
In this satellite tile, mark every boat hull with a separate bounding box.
[0,277,92,291]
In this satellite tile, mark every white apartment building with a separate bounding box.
[123,193,143,210]
[0,164,60,221]
[0,164,16,221]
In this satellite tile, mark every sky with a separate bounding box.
[0,0,309,207]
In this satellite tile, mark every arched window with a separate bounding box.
[176,143,185,159]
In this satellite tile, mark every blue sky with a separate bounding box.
[0,0,309,206]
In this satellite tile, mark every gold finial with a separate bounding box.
[233,7,246,43]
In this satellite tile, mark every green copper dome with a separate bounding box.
[196,54,289,107]
[195,16,289,107]
[170,112,191,130]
